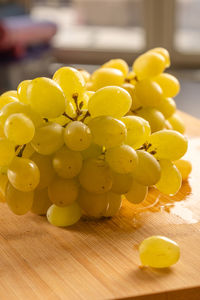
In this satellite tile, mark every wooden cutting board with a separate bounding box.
[0,111,200,300]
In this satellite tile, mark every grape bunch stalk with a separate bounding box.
[0,48,192,227]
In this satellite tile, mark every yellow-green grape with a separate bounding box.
[86,90,95,99]
[7,157,40,192]
[165,120,173,130]
[78,69,90,83]
[0,173,8,202]
[121,116,151,149]
[156,160,182,195]
[103,192,122,217]
[148,47,170,67]
[1,90,18,99]
[139,236,180,268]
[6,182,34,215]
[173,159,192,181]
[105,145,138,174]
[64,121,92,151]
[148,130,188,161]
[88,116,127,148]
[79,158,112,194]
[17,80,31,104]
[91,67,124,91]
[168,113,185,134]
[50,115,69,126]
[31,188,51,215]
[31,123,64,155]
[53,146,82,179]
[0,95,18,110]
[28,77,66,118]
[132,150,161,186]
[121,83,141,111]
[0,125,5,138]
[47,202,81,227]
[111,171,133,194]
[0,138,15,167]
[135,107,165,133]
[31,152,55,190]
[48,176,79,207]
[21,143,35,158]
[125,70,137,85]
[81,143,102,160]
[53,66,85,102]
[125,180,148,204]
[88,86,132,118]
[4,113,35,145]
[133,52,166,80]
[135,79,163,108]
[157,97,176,119]
[102,59,129,76]
[154,73,180,98]
[78,188,109,218]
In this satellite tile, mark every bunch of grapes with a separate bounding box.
[0,47,191,228]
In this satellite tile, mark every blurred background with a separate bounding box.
[0,0,200,117]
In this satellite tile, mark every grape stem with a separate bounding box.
[62,111,75,121]
[17,144,26,157]
[72,93,82,117]
[80,110,90,122]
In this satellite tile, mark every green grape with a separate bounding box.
[88,116,127,148]
[148,130,188,161]
[134,79,163,107]
[121,83,141,111]
[31,188,51,215]
[31,123,64,155]
[78,69,90,83]
[48,176,79,207]
[105,145,138,174]
[28,77,66,118]
[79,158,112,194]
[102,59,129,76]
[132,150,161,186]
[88,86,132,118]
[6,182,34,215]
[1,90,18,99]
[168,113,185,134]
[78,188,109,218]
[0,95,18,110]
[111,171,133,194]
[157,97,176,119]
[154,73,180,97]
[0,172,8,202]
[135,107,165,133]
[148,47,170,67]
[64,121,92,151]
[7,157,40,192]
[31,152,55,190]
[133,52,166,80]
[50,115,69,126]
[47,202,82,227]
[21,143,35,158]
[4,113,35,145]
[17,80,31,104]
[53,146,82,179]
[139,236,180,268]
[91,68,124,91]
[121,116,151,149]
[164,120,173,130]
[0,138,15,167]
[103,192,122,217]
[173,159,192,181]
[81,143,102,160]
[156,160,182,195]
[125,180,148,204]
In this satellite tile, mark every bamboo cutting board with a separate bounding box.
[0,111,200,300]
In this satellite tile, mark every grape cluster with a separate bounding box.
[0,48,191,227]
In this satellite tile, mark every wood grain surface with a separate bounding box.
[0,111,200,300]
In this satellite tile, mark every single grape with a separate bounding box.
[88,86,132,118]
[125,180,148,204]
[6,182,34,215]
[81,143,102,160]
[91,68,124,90]
[135,107,165,133]
[31,152,55,190]
[1,90,18,99]
[52,146,82,179]
[139,236,180,268]
[154,73,180,98]
[173,159,192,181]
[78,69,90,83]
[48,176,79,207]
[103,192,122,217]
[31,123,64,155]
[7,157,40,192]
[17,80,31,104]
[111,171,133,194]
[4,113,35,145]
[105,145,138,174]
[168,113,185,134]
[121,83,141,111]
[157,97,176,119]
[79,158,112,194]
[148,47,170,67]
[88,116,127,148]
[0,95,18,110]
[64,121,92,151]
[31,188,51,215]
[0,172,8,202]
[0,138,15,167]
[132,150,161,186]
[28,77,66,118]
[102,59,129,76]
[47,202,82,227]
[148,130,188,161]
